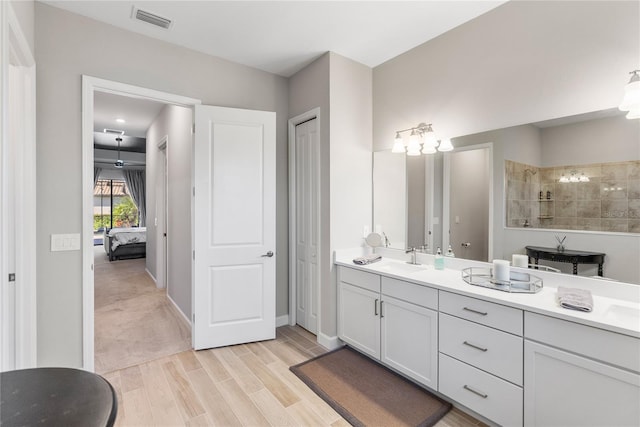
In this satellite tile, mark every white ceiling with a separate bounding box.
[94,91,166,138]
[43,1,506,77]
[78,1,506,147]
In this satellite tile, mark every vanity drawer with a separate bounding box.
[382,276,438,310]
[338,266,380,293]
[525,312,640,373]
[439,313,523,385]
[439,353,523,427]
[439,291,523,335]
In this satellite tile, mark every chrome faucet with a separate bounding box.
[382,232,390,248]
[405,247,420,265]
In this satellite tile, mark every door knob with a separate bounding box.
[261,251,274,257]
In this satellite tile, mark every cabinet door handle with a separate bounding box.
[380,301,384,318]
[463,385,488,399]
[463,341,488,352]
[374,299,379,316]
[463,307,488,316]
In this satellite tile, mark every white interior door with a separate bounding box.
[295,119,319,334]
[193,105,276,350]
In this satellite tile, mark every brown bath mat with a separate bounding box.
[290,346,451,427]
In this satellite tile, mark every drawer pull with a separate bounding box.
[463,385,488,399]
[463,307,488,316]
[374,299,379,316]
[463,341,488,352]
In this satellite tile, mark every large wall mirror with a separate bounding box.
[373,142,493,262]
[373,108,640,282]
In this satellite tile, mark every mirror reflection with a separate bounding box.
[373,108,639,280]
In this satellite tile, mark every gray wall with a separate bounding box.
[373,1,639,150]
[328,53,373,338]
[540,115,640,167]
[10,1,34,54]
[35,3,289,367]
[372,0,640,284]
[288,52,372,341]
[146,105,193,319]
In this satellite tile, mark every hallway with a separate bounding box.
[94,247,191,374]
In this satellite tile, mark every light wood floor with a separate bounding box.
[105,325,485,427]
[94,247,191,374]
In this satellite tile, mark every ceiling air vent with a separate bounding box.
[103,128,125,135]
[132,7,173,30]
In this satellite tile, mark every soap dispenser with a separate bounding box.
[445,245,455,257]
[435,247,444,270]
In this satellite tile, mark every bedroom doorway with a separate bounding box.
[84,77,201,372]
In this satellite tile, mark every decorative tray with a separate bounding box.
[461,267,543,293]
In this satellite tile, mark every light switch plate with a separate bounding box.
[51,233,81,252]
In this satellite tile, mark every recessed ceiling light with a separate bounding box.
[116,118,126,123]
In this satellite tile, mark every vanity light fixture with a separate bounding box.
[391,122,453,154]
[391,132,405,153]
[406,129,422,156]
[619,70,640,119]
[438,138,454,152]
[559,170,589,183]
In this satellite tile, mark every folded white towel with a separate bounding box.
[557,287,593,312]
[353,254,382,265]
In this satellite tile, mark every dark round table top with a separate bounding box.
[0,367,117,427]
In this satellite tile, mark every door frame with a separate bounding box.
[81,76,201,371]
[442,142,494,261]
[0,2,37,370]
[156,136,169,290]
[287,108,321,331]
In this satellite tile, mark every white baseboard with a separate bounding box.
[318,333,342,350]
[167,294,192,328]
[145,268,157,284]
[276,315,289,327]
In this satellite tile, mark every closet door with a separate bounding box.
[295,118,319,333]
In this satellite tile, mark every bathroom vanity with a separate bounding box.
[335,251,640,427]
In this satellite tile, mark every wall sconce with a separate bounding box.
[559,170,589,183]
[392,122,453,154]
[619,70,640,119]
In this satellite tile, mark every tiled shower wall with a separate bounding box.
[505,160,640,233]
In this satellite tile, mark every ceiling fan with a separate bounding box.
[114,136,125,168]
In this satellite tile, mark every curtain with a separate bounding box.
[123,170,146,226]
[93,166,102,187]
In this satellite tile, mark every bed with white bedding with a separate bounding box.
[103,227,147,261]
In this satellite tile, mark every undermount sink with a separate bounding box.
[375,261,428,274]
[603,304,640,324]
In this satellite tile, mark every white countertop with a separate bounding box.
[335,248,640,339]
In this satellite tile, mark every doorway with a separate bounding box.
[0,2,37,372]
[288,109,321,335]
[443,143,493,262]
[82,76,201,371]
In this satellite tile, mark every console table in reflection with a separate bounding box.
[525,246,605,276]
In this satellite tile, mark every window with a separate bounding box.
[93,179,139,231]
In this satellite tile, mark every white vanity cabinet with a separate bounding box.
[337,267,381,359]
[524,312,640,427]
[381,277,439,389]
[337,266,439,388]
[335,259,640,427]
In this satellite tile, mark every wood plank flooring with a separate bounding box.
[105,325,485,427]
